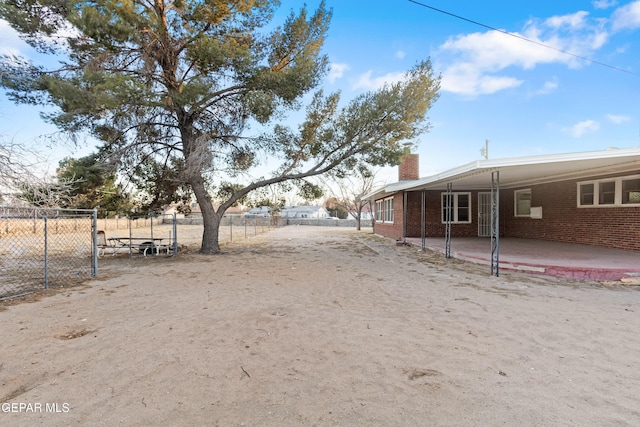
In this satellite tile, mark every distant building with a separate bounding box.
[281,205,329,219]
[245,206,272,218]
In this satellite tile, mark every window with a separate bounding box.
[599,181,615,205]
[375,197,394,222]
[578,175,640,207]
[580,183,594,205]
[384,197,394,222]
[441,192,471,223]
[514,189,531,217]
[622,178,640,204]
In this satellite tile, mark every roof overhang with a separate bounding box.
[369,147,640,196]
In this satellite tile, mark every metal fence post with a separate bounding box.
[92,208,98,277]
[44,215,48,290]
[173,213,178,256]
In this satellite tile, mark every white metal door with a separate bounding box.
[478,192,491,237]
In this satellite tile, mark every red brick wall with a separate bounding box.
[404,191,479,237]
[503,182,577,243]
[505,173,640,251]
[375,191,484,240]
[372,193,404,240]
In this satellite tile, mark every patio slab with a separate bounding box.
[404,237,640,281]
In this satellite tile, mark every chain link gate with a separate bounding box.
[0,206,97,299]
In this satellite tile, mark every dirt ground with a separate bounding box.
[1,226,640,426]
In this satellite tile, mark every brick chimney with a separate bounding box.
[398,153,419,181]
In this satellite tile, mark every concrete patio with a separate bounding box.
[404,236,640,281]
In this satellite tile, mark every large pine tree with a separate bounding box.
[0,0,440,253]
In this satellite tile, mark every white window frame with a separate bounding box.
[514,189,532,217]
[577,174,640,208]
[375,197,394,223]
[375,200,383,222]
[441,192,472,224]
[383,197,394,223]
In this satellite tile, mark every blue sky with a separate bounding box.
[287,0,640,181]
[1,0,640,182]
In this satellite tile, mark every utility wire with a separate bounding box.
[408,0,639,77]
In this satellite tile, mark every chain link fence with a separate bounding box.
[0,206,97,299]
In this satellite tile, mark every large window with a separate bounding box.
[514,189,531,217]
[375,197,394,223]
[578,175,640,207]
[441,192,471,223]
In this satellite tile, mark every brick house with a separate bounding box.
[367,148,640,252]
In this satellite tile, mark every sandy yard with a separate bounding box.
[1,225,640,426]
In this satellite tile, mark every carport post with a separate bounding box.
[445,182,452,258]
[490,171,500,276]
[421,190,426,251]
[402,191,407,243]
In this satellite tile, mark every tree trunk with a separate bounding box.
[190,177,222,254]
[201,208,223,254]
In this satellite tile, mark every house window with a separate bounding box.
[599,181,615,205]
[514,189,531,217]
[622,178,640,204]
[580,183,594,205]
[384,197,394,222]
[578,175,640,207]
[441,192,471,223]
[375,197,394,223]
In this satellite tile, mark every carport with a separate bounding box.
[371,147,640,278]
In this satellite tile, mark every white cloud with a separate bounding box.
[436,10,610,96]
[536,79,559,95]
[593,0,618,9]
[395,50,406,59]
[611,0,640,31]
[544,11,589,30]
[566,120,600,137]
[352,70,405,90]
[606,114,631,124]
[441,64,522,96]
[328,62,349,84]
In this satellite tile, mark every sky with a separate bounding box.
[1,0,640,183]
